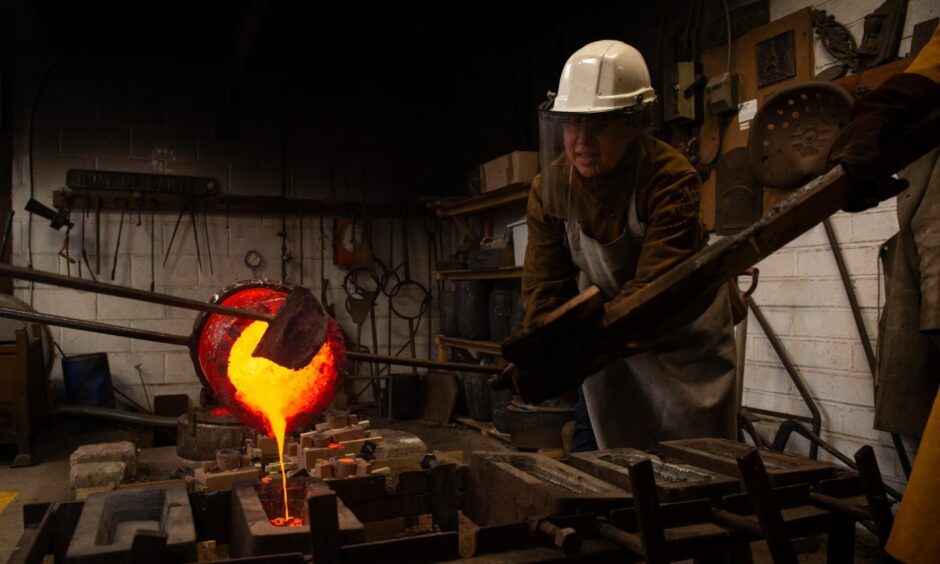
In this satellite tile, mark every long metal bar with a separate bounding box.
[0,306,191,346]
[749,298,822,459]
[55,405,178,428]
[0,301,500,374]
[824,219,913,477]
[346,351,501,374]
[0,262,272,322]
[823,219,875,371]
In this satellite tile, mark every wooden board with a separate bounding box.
[697,8,817,228]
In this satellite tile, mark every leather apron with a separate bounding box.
[565,187,737,450]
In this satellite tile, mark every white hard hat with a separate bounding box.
[551,40,656,114]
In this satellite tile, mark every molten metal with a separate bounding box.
[196,284,345,523]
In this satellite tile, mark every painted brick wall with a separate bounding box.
[742,0,938,491]
[9,56,445,413]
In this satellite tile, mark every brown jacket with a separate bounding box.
[522,135,705,328]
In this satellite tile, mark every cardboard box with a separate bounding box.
[481,151,539,193]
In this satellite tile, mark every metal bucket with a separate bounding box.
[488,289,513,342]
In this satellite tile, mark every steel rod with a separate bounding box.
[346,351,502,374]
[55,405,178,428]
[749,297,822,459]
[0,263,272,322]
[0,306,191,346]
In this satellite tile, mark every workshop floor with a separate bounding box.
[0,417,878,563]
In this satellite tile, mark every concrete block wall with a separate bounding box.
[742,0,938,491]
[10,57,445,411]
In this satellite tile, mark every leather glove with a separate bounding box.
[830,73,940,212]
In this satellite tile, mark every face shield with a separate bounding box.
[538,106,645,219]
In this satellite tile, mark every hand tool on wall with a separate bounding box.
[163,199,189,268]
[24,197,71,230]
[59,206,74,277]
[0,210,15,263]
[189,200,202,273]
[80,193,96,282]
[95,196,101,275]
[501,107,940,405]
[149,201,156,292]
[201,201,213,275]
[110,198,127,281]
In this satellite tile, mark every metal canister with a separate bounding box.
[488,289,513,342]
[455,280,489,340]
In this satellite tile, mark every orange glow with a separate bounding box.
[328,442,342,449]
[338,457,354,463]
[209,406,230,417]
[228,320,340,522]
[270,516,303,527]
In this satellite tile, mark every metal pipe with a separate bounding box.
[823,219,876,372]
[0,304,503,375]
[748,297,823,459]
[346,352,501,374]
[55,404,178,428]
[0,306,191,346]
[0,262,272,322]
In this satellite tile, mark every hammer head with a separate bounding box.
[251,286,329,369]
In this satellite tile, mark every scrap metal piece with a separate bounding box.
[812,9,858,69]
[747,81,853,189]
[715,147,762,234]
[856,0,908,71]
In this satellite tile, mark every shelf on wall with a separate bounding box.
[434,183,529,218]
[435,266,522,281]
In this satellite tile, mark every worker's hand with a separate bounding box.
[829,73,940,212]
[488,362,518,392]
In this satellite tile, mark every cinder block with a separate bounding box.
[314,459,334,479]
[98,91,166,127]
[756,251,797,278]
[71,441,137,477]
[69,461,126,492]
[792,308,857,339]
[61,327,132,353]
[801,370,875,407]
[164,352,199,384]
[741,362,797,396]
[129,318,195,352]
[32,289,96,320]
[61,125,130,157]
[107,352,166,386]
[97,294,165,320]
[197,135,262,166]
[851,210,899,243]
[29,155,96,201]
[131,128,197,160]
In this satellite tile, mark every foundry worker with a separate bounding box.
[829,24,940,564]
[495,40,737,451]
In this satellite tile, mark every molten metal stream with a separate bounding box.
[228,321,338,524]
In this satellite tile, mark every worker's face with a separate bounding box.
[563,119,636,178]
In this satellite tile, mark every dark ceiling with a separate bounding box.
[31,0,617,98]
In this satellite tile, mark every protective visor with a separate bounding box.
[538,108,639,219]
